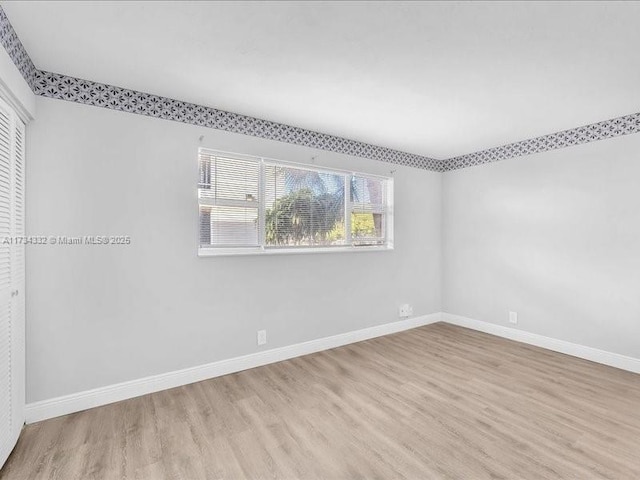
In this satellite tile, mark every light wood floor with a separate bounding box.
[1,322,639,479]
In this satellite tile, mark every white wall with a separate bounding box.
[25,97,442,403]
[28,90,640,408]
[0,46,35,122]
[443,133,640,359]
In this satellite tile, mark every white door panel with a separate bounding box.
[0,97,25,468]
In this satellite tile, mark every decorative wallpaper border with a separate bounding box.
[33,70,444,171]
[0,7,442,172]
[0,6,36,90]
[2,5,640,172]
[445,112,640,171]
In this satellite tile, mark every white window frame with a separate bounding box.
[198,148,394,256]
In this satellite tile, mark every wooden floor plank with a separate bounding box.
[1,322,639,479]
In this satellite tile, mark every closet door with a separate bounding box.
[10,118,25,446]
[0,98,14,468]
[0,96,25,468]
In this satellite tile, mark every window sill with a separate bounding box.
[198,245,394,257]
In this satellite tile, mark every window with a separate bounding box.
[198,149,393,255]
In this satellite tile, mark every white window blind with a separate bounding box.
[199,153,260,247]
[350,175,387,246]
[264,164,346,248]
[198,149,393,255]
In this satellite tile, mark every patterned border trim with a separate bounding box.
[444,112,640,171]
[3,5,640,172]
[33,70,444,171]
[33,70,640,173]
[0,6,443,172]
[0,6,36,90]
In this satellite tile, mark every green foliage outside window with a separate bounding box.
[265,188,344,245]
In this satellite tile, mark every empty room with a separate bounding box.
[0,1,639,478]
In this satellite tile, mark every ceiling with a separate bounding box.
[4,1,640,159]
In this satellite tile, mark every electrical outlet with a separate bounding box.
[399,304,413,318]
[257,329,267,346]
[509,311,518,324]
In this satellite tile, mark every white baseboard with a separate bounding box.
[25,312,442,424]
[26,311,640,424]
[442,312,640,374]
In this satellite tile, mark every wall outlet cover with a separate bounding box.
[509,311,518,324]
[257,330,267,346]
